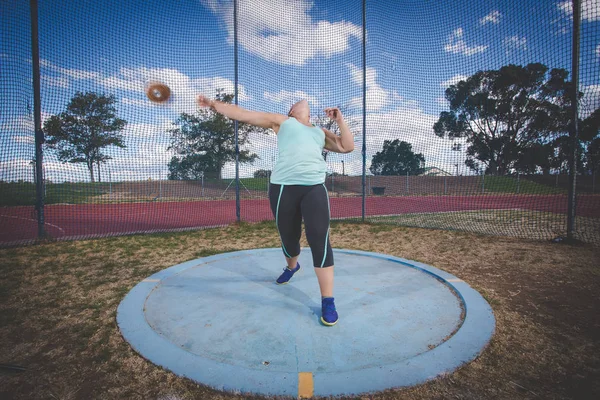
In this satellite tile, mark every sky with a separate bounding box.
[1,0,599,182]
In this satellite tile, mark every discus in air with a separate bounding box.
[145,81,171,103]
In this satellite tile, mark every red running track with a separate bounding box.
[1,194,598,245]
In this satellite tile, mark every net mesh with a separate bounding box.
[1,0,599,247]
[1,1,37,242]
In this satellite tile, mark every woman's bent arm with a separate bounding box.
[323,107,354,153]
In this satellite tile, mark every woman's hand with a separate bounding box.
[324,107,344,123]
[196,95,215,109]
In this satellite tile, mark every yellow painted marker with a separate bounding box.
[298,372,314,398]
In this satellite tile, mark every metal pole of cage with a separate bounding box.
[361,0,367,221]
[567,0,580,240]
[234,0,240,222]
[30,0,46,239]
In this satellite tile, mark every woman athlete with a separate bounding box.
[196,96,354,326]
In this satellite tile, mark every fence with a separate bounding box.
[1,0,599,247]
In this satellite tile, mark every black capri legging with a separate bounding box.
[269,183,334,268]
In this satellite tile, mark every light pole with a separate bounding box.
[341,160,345,176]
[451,142,462,176]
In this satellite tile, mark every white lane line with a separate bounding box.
[0,214,66,233]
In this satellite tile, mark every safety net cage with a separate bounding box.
[1,0,598,247]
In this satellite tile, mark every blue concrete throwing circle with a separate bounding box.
[117,248,495,397]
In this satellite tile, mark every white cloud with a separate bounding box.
[39,59,248,115]
[52,155,170,182]
[106,148,174,181]
[0,113,52,134]
[480,10,502,25]
[583,85,600,103]
[98,75,141,92]
[113,67,249,115]
[39,134,176,182]
[441,75,469,88]
[264,90,320,106]
[1,115,33,133]
[581,84,600,116]
[503,35,527,51]
[557,0,600,22]
[1,112,175,182]
[193,76,250,101]
[124,120,173,139]
[42,75,70,88]
[40,59,101,80]
[444,28,488,56]
[100,120,178,181]
[120,98,149,107]
[40,159,90,180]
[201,0,361,66]
[557,1,572,16]
[0,159,36,182]
[436,97,448,107]
[11,135,35,145]
[340,105,470,176]
[347,64,390,112]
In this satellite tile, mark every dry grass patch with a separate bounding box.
[369,210,600,246]
[0,221,598,400]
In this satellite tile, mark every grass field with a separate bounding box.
[0,221,598,399]
[237,177,269,191]
[368,209,600,245]
[482,175,564,194]
[0,176,573,206]
[0,178,271,206]
[0,182,108,206]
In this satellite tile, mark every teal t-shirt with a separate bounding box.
[270,117,327,185]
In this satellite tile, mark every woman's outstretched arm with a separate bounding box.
[197,95,287,132]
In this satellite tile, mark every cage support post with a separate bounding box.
[30,0,46,239]
[567,0,580,240]
[361,0,367,221]
[234,0,240,222]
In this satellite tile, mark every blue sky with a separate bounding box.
[1,0,599,182]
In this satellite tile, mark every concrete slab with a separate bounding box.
[117,248,495,398]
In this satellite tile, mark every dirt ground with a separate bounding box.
[0,222,599,400]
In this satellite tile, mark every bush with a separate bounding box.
[253,169,271,178]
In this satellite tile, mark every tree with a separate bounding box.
[168,90,265,180]
[585,138,600,174]
[581,108,600,142]
[43,92,127,182]
[513,142,555,174]
[582,109,600,174]
[253,169,271,178]
[370,139,425,176]
[434,63,585,175]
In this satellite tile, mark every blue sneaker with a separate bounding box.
[320,297,338,326]
[276,262,300,285]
